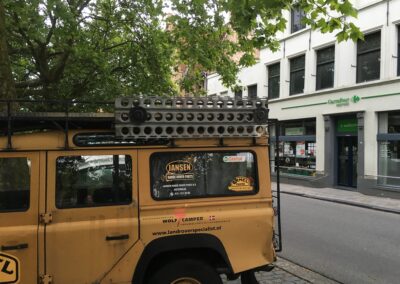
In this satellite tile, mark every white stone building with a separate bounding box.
[207,0,400,193]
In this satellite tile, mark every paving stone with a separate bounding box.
[223,257,338,284]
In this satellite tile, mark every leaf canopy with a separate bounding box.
[0,0,361,103]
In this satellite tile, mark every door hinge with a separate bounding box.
[39,274,52,284]
[40,213,53,224]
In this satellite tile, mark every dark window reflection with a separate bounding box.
[357,31,381,83]
[268,63,280,99]
[291,8,306,33]
[316,46,335,90]
[290,55,305,95]
[56,155,132,208]
[0,158,30,212]
[151,152,258,200]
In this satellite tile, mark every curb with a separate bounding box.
[281,191,400,215]
[275,257,340,284]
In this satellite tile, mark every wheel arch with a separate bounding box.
[132,234,233,284]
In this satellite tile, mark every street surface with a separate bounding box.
[224,257,338,284]
[279,193,400,284]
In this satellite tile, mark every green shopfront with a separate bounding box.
[269,89,400,193]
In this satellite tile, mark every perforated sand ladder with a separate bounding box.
[115,96,269,139]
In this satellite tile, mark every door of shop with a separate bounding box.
[337,136,358,187]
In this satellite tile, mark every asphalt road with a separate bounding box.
[278,193,400,284]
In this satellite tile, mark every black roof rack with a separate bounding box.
[0,99,114,150]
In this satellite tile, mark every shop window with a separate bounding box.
[150,151,258,200]
[248,84,257,99]
[290,55,305,95]
[291,7,306,33]
[357,31,381,83]
[272,119,317,177]
[378,141,400,187]
[56,155,132,208]
[316,46,335,90]
[268,63,280,99]
[378,112,400,188]
[0,158,30,212]
[398,26,400,76]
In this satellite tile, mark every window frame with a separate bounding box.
[291,7,306,33]
[55,154,133,209]
[150,150,259,201]
[247,84,258,99]
[268,63,280,99]
[234,88,243,99]
[356,31,381,83]
[316,46,335,90]
[289,55,305,96]
[0,157,31,213]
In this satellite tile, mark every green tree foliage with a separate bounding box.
[0,0,361,102]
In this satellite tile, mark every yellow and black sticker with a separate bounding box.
[228,176,254,192]
[165,160,194,181]
[0,252,19,284]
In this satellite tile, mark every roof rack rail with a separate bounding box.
[0,99,114,150]
[115,96,269,139]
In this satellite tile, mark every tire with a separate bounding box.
[147,258,222,284]
[241,271,259,284]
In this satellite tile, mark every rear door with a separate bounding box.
[0,152,39,284]
[45,150,138,283]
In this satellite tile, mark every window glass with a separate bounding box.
[247,85,257,99]
[357,31,381,83]
[291,7,306,33]
[398,26,400,76]
[316,46,335,90]
[290,55,305,95]
[0,158,30,212]
[388,112,400,133]
[276,141,316,177]
[378,141,400,187]
[56,155,132,208]
[268,63,280,99]
[273,119,316,177]
[234,88,243,99]
[151,151,258,200]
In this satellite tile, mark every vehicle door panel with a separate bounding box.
[0,152,39,284]
[45,150,138,283]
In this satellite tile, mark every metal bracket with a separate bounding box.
[40,274,53,284]
[40,213,53,225]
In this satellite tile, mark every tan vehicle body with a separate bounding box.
[0,130,275,284]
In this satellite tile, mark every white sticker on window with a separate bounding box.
[223,156,246,163]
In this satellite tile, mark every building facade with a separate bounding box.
[207,0,400,194]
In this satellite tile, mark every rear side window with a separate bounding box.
[151,151,258,200]
[56,155,132,208]
[0,158,30,212]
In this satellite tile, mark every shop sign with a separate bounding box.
[337,118,358,133]
[285,127,304,136]
[328,95,360,107]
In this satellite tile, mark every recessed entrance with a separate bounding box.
[336,117,358,188]
[337,136,358,187]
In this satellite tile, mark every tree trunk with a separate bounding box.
[0,0,16,100]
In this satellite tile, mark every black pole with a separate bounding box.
[7,101,12,150]
[275,120,282,252]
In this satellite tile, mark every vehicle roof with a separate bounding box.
[0,129,268,151]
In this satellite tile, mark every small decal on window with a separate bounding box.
[165,160,194,181]
[223,156,246,163]
[228,176,254,192]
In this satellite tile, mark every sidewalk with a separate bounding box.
[223,257,338,284]
[275,182,400,214]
